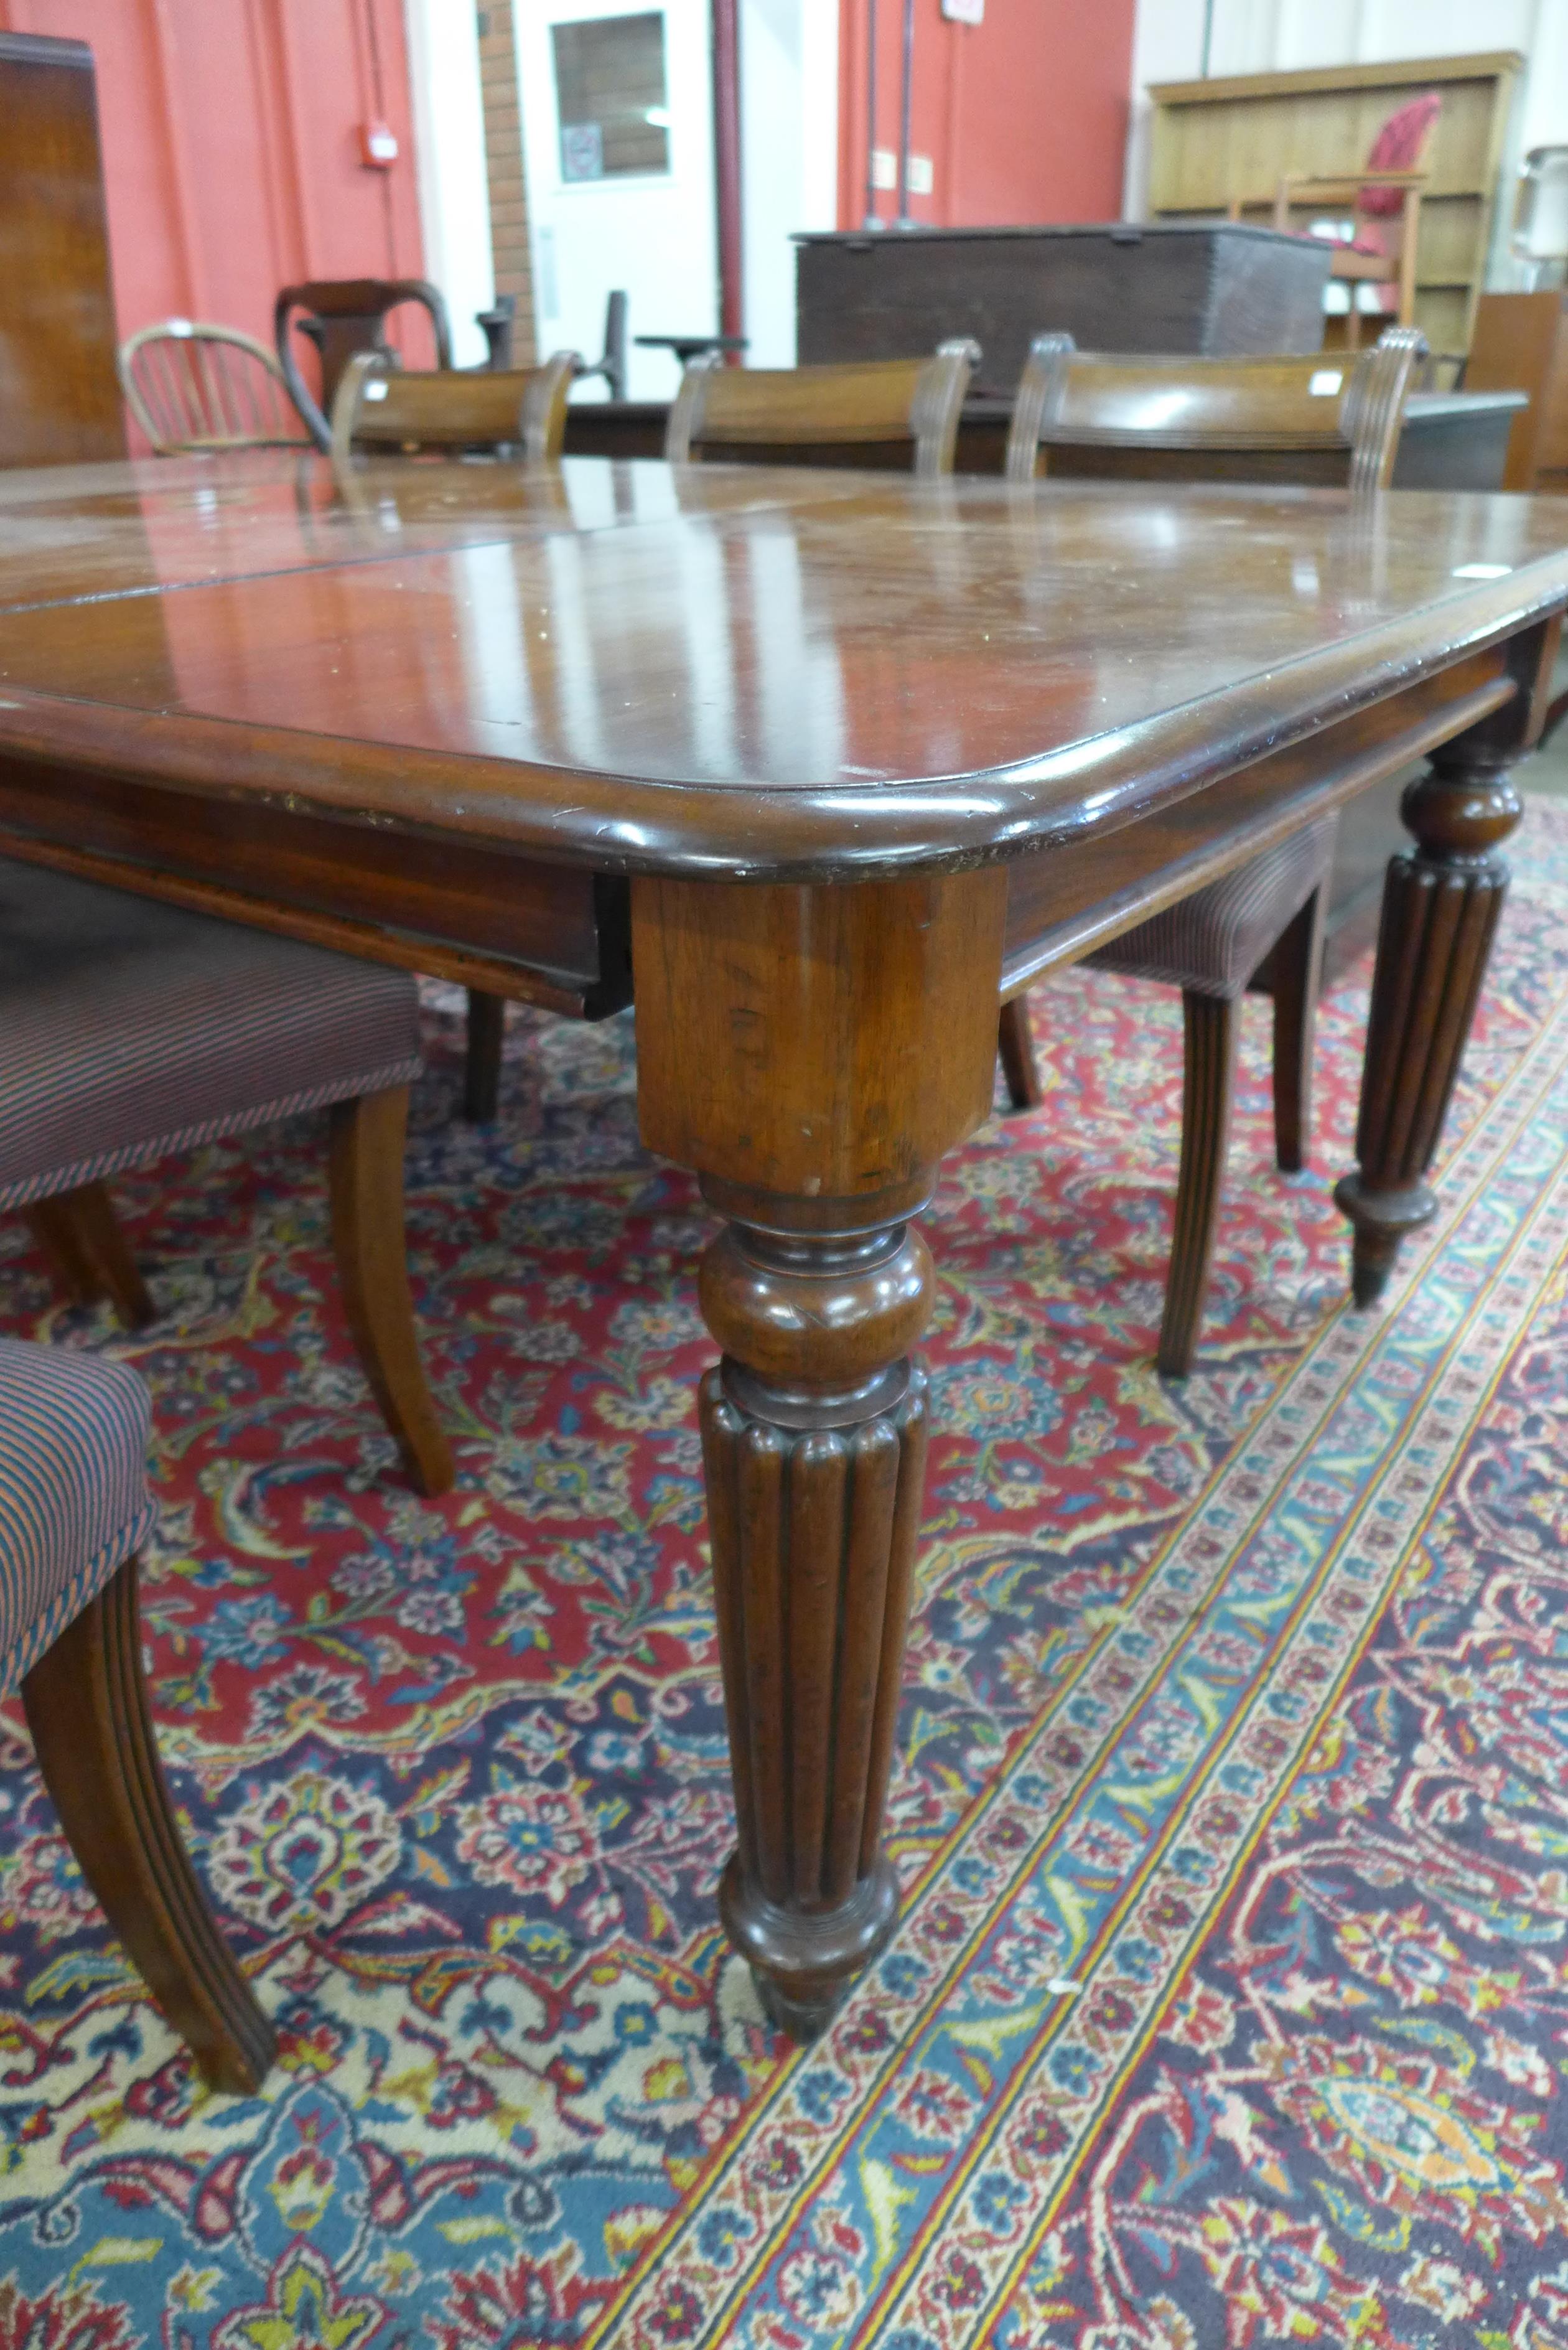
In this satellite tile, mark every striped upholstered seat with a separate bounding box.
[0,1336,274,2090]
[0,859,421,1210]
[0,1337,157,1692]
[0,856,452,1496]
[1086,815,1338,999]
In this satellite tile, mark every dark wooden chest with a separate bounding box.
[794,223,1334,395]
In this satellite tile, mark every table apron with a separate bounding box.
[0,752,633,1019]
[0,643,1523,1018]
[1001,647,1515,996]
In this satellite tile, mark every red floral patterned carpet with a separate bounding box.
[5,803,1568,2349]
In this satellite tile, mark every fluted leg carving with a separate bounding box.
[1336,755,1522,1306]
[697,1176,934,2038]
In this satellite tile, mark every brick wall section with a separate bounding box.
[477,2,536,365]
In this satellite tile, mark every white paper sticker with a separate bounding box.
[1309,370,1343,396]
[364,380,390,401]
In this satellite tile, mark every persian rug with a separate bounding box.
[4,799,1568,2350]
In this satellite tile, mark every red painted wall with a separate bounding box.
[0,0,432,423]
[838,0,1134,230]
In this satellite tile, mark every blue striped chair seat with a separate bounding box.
[0,859,422,1210]
[0,1339,157,1695]
[1087,815,1338,1000]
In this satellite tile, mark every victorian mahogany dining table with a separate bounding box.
[1,448,1564,2043]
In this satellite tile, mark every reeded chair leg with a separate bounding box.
[997,995,1043,1111]
[1159,991,1239,1380]
[21,1555,274,2094]
[327,1087,454,1496]
[463,989,506,1123]
[1269,885,1327,1175]
[25,1181,156,1329]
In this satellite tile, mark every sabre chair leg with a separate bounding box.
[26,1181,156,1329]
[997,995,1043,1112]
[327,1087,454,1496]
[463,989,506,1124]
[1159,991,1239,1380]
[1270,885,1327,1176]
[21,1555,274,2094]
[25,1198,102,1306]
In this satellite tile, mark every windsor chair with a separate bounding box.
[118,321,310,454]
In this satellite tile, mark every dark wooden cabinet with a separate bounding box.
[793,223,1334,393]
[0,32,125,469]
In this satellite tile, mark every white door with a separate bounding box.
[517,0,719,403]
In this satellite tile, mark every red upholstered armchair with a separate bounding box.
[1267,93,1442,346]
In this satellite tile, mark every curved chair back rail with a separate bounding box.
[1004,326,1427,496]
[274,277,455,451]
[118,321,311,455]
[329,350,579,465]
[665,340,981,477]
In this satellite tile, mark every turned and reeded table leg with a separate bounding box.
[699,1177,931,2033]
[633,867,1006,2035]
[1336,629,1558,1304]
[1335,754,1520,1302]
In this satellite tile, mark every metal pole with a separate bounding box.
[712,0,744,343]
[864,0,879,228]
[895,0,915,226]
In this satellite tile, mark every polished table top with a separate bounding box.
[2,450,1567,881]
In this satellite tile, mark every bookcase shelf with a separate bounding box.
[1147,52,1524,356]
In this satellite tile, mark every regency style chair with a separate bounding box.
[118,321,312,454]
[1002,325,1427,1375]
[664,341,979,473]
[1,858,452,1496]
[3,1337,274,2091]
[1267,93,1441,345]
[275,277,454,451]
[328,350,580,1125]
[329,349,576,466]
